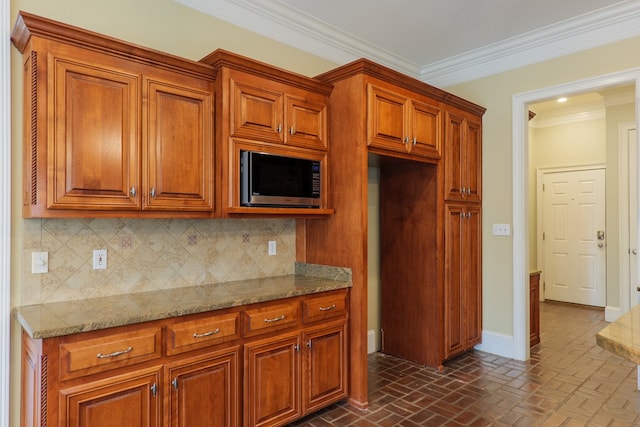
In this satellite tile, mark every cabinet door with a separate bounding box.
[59,368,161,427]
[284,94,327,151]
[444,205,482,359]
[244,333,301,427]
[367,84,408,153]
[143,76,213,211]
[444,108,482,203]
[464,117,482,203]
[444,204,464,359]
[230,78,284,143]
[463,206,482,349]
[408,99,442,159]
[302,323,347,414]
[165,349,239,427]
[49,48,140,210]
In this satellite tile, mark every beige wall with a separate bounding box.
[447,36,640,337]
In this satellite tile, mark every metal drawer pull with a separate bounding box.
[264,314,286,323]
[319,304,336,311]
[193,328,220,338]
[96,346,133,359]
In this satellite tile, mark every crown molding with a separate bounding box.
[529,109,605,129]
[422,2,640,87]
[174,0,420,76]
[176,0,640,86]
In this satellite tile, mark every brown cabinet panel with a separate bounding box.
[530,272,541,347]
[49,49,140,210]
[243,301,300,338]
[444,107,482,203]
[143,77,213,211]
[165,349,239,427]
[231,79,284,143]
[445,204,482,360]
[302,322,347,414]
[58,327,162,380]
[165,311,240,356]
[285,95,327,151]
[367,83,442,161]
[409,99,442,159]
[59,367,161,427]
[244,333,301,427]
[367,84,407,151]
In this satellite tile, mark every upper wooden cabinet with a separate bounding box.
[12,12,215,218]
[201,50,334,217]
[444,106,482,204]
[231,75,328,151]
[367,83,442,160]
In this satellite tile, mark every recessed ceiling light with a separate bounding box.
[557,97,568,103]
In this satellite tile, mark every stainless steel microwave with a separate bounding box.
[240,150,321,208]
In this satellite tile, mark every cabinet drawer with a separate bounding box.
[244,302,299,338]
[166,312,240,355]
[59,327,162,380]
[303,291,347,323]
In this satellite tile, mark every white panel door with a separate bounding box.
[542,168,606,306]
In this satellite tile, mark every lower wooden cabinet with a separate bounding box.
[20,289,348,427]
[165,349,239,427]
[245,333,301,427]
[444,203,482,360]
[244,322,348,427]
[58,367,162,427]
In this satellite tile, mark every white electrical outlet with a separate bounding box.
[268,240,276,256]
[31,252,48,274]
[93,249,107,270]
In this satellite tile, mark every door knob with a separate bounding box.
[633,249,638,255]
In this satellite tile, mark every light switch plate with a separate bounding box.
[32,252,48,274]
[493,224,511,236]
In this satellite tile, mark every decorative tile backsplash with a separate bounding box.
[21,218,296,305]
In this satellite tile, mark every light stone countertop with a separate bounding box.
[596,304,640,364]
[15,263,352,340]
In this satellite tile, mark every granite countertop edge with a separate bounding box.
[15,263,352,340]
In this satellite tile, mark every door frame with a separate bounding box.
[512,68,640,361]
[1,0,11,425]
[536,164,607,305]
[618,121,636,313]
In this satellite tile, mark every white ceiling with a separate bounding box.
[176,0,640,86]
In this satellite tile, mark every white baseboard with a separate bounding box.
[474,330,515,359]
[367,330,376,354]
[605,306,621,322]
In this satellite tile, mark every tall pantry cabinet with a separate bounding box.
[297,59,484,406]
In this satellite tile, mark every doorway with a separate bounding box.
[539,167,606,306]
[512,69,640,361]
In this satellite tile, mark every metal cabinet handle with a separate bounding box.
[277,124,282,133]
[193,328,220,338]
[172,378,178,390]
[97,346,133,359]
[319,304,336,311]
[151,383,157,397]
[264,314,285,323]
[289,127,295,135]
[150,187,156,198]
[412,137,417,145]
[632,249,638,255]
[130,186,136,197]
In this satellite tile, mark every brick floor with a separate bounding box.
[290,301,640,426]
